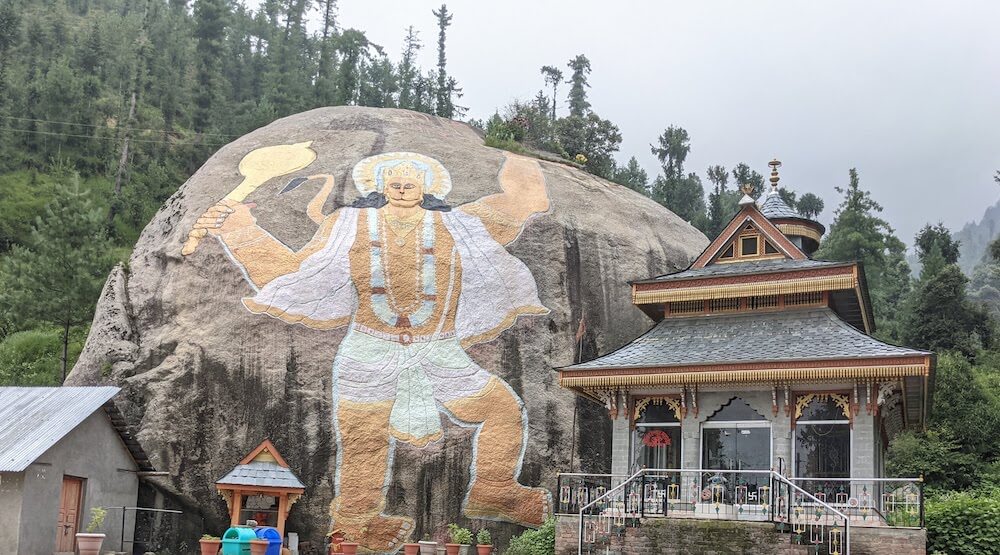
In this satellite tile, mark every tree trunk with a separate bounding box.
[108,89,137,226]
[60,321,69,384]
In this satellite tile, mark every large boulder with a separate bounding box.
[69,107,706,551]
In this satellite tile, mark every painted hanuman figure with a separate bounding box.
[190,148,552,552]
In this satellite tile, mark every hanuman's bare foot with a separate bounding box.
[332,510,414,553]
[464,478,552,528]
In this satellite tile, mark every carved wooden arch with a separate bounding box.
[792,392,853,429]
[632,395,683,427]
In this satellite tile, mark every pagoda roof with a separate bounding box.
[635,258,848,284]
[216,439,305,492]
[758,190,801,220]
[560,307,929,372]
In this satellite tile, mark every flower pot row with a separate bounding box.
[403,542,492,555]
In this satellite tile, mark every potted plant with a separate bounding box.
[250,538,269,555]
[475,529,492,555]
[76,507,107,555]
[199,534,222,555]
[418,534,437,555]
[446,524,473,555]
[404,543,421,555]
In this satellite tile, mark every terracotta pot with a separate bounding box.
[418,540,437,555]
[404,544,421,555]
[341,542,359,555]
[76,533,105,555]
[199,538,222,555]
[476,545,493,555]
[250,539,269,555]
[445,543,460,555]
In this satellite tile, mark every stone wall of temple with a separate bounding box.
[555,515,927,555]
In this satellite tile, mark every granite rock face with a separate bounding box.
[68,107,707,549]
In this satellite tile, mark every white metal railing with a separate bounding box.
[572,468,852,555]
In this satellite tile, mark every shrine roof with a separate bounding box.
[636,258,849,284]
[758,191,801,220]
[217,461,305,490]
[561,307,928,371]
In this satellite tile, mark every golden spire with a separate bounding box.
[768,158,782,192]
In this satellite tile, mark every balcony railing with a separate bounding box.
[560,469,921,555]
[789,477,924,528]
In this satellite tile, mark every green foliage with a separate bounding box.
[795,192,824,219]
[503,518,555,555]
[556,113,621,179]
[0,327,86,386]
[476,528,492,545]
[612,157,649,195]
[927,352,1000,462]
[85,506,107,533]
[887,430,980,492]
[0,178,116,381]
[566,55,591,118]
[901,262,992,356]
[815,168,911,341]
[926,491,1000,555]
[447,524,473,545]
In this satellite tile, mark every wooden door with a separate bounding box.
[56,476,83,552]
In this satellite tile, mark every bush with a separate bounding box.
[0,327,86,385]
[926,491,1000,555]
[503,518,554,555]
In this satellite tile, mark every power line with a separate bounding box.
[0,126,229,147]
[0,114,239,139]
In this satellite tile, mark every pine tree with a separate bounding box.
[193,0,228,132]
[796,193,824,219]
[540,65,562,121]
[730,163,764,196]
[315,0,338,106]
[705,164,731,237]
[613,157,649,195]
[566,54,591,118]
[432,4,453,118]
[815,169,911,340]
[0,180,115,382]
[397,26,421,109]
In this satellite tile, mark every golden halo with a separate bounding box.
[351,152,452,199]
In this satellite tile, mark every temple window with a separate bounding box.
[633,398,681,470]
[793,395,852,486]
[740,236,759,256]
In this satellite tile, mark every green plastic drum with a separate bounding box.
[221,526,257,555]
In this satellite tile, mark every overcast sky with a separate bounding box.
[323,0,1000,243]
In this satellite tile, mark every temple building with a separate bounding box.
[558,160,934,500]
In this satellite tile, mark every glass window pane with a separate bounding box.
[741,236,758,255]
[798,397,848,421]
[706,398,767,421]
[636,426,681,469]
[702,427,770,471]
[794,423,851,478]
[637,402,679,423]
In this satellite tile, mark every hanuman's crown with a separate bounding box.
[381,161,426,182]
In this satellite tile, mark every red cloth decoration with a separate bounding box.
[641,429,672,447]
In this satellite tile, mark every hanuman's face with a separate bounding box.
[385,175,424,208]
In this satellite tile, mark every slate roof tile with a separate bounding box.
[563,308,928,370]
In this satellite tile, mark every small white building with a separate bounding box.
[0,386,154,554]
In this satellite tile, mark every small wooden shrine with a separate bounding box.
[216,439,305,536]
[558,160,934,483]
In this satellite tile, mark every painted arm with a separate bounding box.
[460,153,550,245]
[190,175,338,288]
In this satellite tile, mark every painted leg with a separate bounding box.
[444,377,552,527]
[331,399,414,552]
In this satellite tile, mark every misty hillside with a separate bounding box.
[956,197,1000,275]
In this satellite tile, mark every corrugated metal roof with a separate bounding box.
[0,386,121,472]
[217,461,305,489]
[638,258,846,283]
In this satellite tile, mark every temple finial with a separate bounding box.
[768,158,782,192]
